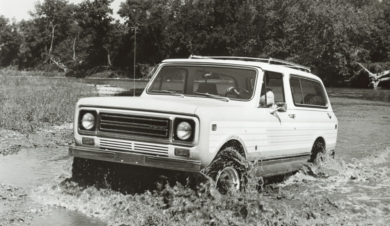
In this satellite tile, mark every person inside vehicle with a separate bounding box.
[260,74,275,108]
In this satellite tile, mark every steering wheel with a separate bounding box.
[225,87,250,98]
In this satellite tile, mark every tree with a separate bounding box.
[33,0,79,69]
[118,0,173,64]
[1,0,389,85]
[79,0,115,69]
[351,63,390,89]
[0,16,21,67]
[102,21,126,66]
[15,0,81,71]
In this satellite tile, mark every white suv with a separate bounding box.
[69,55,338,192]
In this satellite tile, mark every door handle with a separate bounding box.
[288,114,296,119]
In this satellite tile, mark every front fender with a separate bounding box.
[211,135,248,158]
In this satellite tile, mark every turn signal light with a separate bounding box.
[174,148,190,157]
[82,137,95,145]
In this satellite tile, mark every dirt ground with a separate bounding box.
[1,97,390,225]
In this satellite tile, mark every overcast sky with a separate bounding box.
[0,0,125,22]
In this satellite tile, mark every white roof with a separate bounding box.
[162,56,320,80]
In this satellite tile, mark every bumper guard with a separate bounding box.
[68,145,201,172]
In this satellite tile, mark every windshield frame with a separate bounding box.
[145,63,259,102]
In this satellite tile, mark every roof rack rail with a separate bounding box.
[188,55,311,73]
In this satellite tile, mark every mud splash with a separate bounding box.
[28,147,390,225]
[278,147,390,225]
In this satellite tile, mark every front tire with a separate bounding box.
[202,147,247,194]
[71,157,111,187]
[216,166,240,193]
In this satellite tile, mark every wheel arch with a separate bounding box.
[309,136,327,162]
[216,138,247,160]
[312,136,326,150]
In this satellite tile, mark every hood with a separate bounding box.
[77,95,239,115]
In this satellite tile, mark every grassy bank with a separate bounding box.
[0,68,65,77]
[0,74,96,133]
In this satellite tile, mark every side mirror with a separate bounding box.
[276,102,287,112]
[203,73,211,78]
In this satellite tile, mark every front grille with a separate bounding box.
[100,138,168,157]
[99,113,170,138]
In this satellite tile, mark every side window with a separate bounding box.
[290,77,303,104]
[260,71,285,107]
[290,76,327,107]
[301,79,326,106]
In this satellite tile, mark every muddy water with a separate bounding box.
[2,141,389,225]
[0,148,69,188]
[29,209,106,226]
[279,149,390,224]
[0,147,107,225]
[6,147,389,225]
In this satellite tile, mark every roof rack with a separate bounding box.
[188,55,311,73]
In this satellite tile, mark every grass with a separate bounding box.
[0,73,96,133]
[0,68,65,77]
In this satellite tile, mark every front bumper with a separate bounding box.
[69,145,201,172]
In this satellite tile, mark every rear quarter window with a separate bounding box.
[290,76,327,108]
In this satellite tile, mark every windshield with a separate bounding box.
[148,65,257,100]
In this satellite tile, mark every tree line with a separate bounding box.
[1,0,390,87]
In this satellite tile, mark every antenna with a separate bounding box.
[131,27,138,96]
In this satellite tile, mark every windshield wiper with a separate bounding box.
[195,92,229,102]
[151,90,184,97]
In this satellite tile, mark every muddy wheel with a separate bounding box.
[309,141,326,165]
[71,157,111,187]
[202,147,247,194]
[216,166,240,193]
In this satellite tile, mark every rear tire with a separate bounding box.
[309,141,326,165]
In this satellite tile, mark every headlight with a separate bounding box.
[81,113,95,130]
[176,121,192,140]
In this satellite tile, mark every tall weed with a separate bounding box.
[0,74,95,133]
[0,68,65,77]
